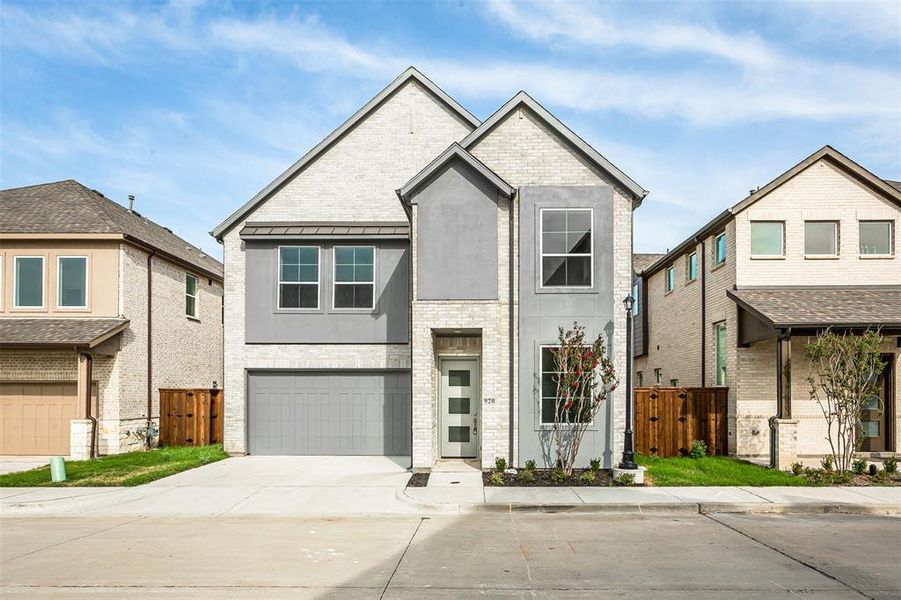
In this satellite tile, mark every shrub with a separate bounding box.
[494,457,507,472]
[550,468,567,484]
[690,440,707,459]
[884,456,898,474]
[820,455,834,472]
[872,469,890,484]
[517,469,535,484]
[852,458,867,475]
[579,471,596,484]
[487,472,504,486]
[589,458,602,472]
[524,459,537,471]
[791,462,804,476]
[613,472,635,486]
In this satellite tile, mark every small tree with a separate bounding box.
[805,329,885,473]
[551,323,618,475]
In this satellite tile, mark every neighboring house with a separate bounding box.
[0,180,223,458]
[633,146,901,467]
[212,67,646,469]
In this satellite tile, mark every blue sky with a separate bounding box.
[2,0,899,257]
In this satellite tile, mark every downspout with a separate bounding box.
[146,250,157,440]
[508,190,516,467]
[80,351,96,459]
[396,188,414,470]
[769,327,791,467]
[698,237,707,386]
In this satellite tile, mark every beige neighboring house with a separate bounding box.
[0,180,223,458]
[633,146,901,468]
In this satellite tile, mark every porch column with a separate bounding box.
[71,352,94,460]
[776,334,792,419]
[771,333,796,470]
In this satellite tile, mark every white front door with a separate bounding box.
[440,359,479,458]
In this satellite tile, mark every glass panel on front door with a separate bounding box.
[440,359,479,458]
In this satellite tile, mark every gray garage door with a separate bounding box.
[248,371,411,455]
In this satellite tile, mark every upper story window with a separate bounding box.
[540,346,590,424]
[859,221,893,256]
[540,208,592,287]
[687,251,698,281]
[279,246,319,309]
[185,274,198,318]
[632,283,640,316]
[750,221,784,257]
[58,256,87,308]
[334,246,375,309]
[714,232,727,266]
[665,265,675,292]
[804,221,838,257]
[14,256,44,308]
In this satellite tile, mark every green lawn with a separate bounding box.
[0,445,228,487]
[637,454,808,486]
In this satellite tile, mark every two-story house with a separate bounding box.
[634,146,901,468]
[0,180,223,458]
[212,67,646,470]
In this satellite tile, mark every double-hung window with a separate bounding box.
[185,274,198,318]
[279,246,319,309]
[540,346,590,424]
[14,256,44,308]
[714,232,727,265]
[750,221,784,257]
[665,265,675,292]
[859,221,893,256]
[804,221,838,256]
[334,246,374,309]
[686,251,698,281]
[540,208,592,287]
[58,256,88,308]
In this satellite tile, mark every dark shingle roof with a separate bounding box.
[886,180,901,193]
[633,253,666,274]
[728,287,901,328]
[240,221,409,239]
[0,318,129,347]
[0,180,222,278]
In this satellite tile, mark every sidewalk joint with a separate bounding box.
[379,516,425,600]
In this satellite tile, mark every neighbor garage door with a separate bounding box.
[0,382,79,455]
[248,371,411,455]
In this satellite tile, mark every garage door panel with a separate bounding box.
[0,382,78,455]
[249,371,411,456]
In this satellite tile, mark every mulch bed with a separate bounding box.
[483,469,614,487]
[406,473,430,487]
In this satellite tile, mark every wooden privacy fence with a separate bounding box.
[634,387,728,457]
[159,388,223,447]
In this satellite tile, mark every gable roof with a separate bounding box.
[633,253,666,274]
[212,67,480,240]
[0,180,223,278]
[398,142,515,203]
[640,145,901,278]
[460,91,648,204]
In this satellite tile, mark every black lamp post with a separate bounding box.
[619,295,637,470]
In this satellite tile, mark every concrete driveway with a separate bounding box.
[2,455,418,517]
[0,457,49,475]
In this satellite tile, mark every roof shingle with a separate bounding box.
[0,318,129,347]
[728,287,901,328]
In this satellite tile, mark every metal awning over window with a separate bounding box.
[239,222,409,240]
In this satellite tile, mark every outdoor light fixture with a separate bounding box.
[619,295,637,470]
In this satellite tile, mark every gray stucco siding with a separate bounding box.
[245,240,410,343]
[414,160,499,300]
[517,185,617,468]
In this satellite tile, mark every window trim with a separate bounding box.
[185,272,199,319]
[715,321,727,386]
[654,368,662,385]
[858,220,895,259]
[56,255,89,310]
[632,283,640,316]
[13,255,45,309]
[749,220,786,259]
[713,232,727,267]
[664,265,675,293]
[538,344,594,427]
[538,207,594,289]
[686,251,698,282]
[803,220,840,259]
[277,245,320,311]
[332,245,376,311]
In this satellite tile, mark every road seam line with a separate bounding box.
[379,516,425,600]
[0,515,146,565]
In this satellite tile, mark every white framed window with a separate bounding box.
[539,345,591,424]
[750,221,784,257]
[804,221,839,257]
[278,246,319,309]
[14,256,44,308]
[859,220,893,256]
[185,273,198,318]
[57,256,88,308]
[632,283,640,316]
[333,246,375,309]
[665,265,675,292]
[714,232,727,265]
[715,322,727,386]
[540,208,593,288]
[687,251,698,281]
